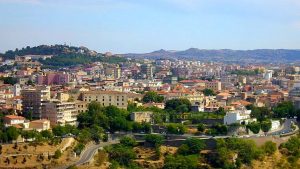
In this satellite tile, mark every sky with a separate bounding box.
[0,0,300,53]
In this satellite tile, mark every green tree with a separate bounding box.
[166,123,187,135]
[177,138,205,155]
[273,101,295,118]
[142,91,164,103]
[165,98,191,113]
[74,143,85,155]
[54,150,62,159]
[40,130,53,139]
[197,123,205,132]
[246,122,261,134]
[262,141,277,155]
[261,120,272,133]
[163,155,198,169]
[120,136,137,147]
[52,125,67,137]
[6,126,19,141]
[144,134,164,148]
[202,88,216,96]
[105,144,136,166]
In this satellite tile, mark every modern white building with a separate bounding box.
[42,100,77,126]
[264,70,273,81]
[224,109,256,125]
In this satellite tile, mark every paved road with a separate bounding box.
[55,140,119,169]
[74,140,119,166]
[55,119,297,169]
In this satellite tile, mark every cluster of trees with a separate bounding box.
[165,98,192,113]
[231,69,260,76]
[0,77,18,85]
[246,120,272,134]
[206,123,228,136]
[77,102,152,134]
[2,45,83,59]
[209,138,276,169]
[142,91,164,103]
[202,88,216,96]
[279,135,300,166]
[164,138,205,169]
[40,54,127,68]
[166,123,187,135]
[273,101,299,119]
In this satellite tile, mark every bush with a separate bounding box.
[53,150,62,159]
[163,155,198,169]
[105,144,136,166]
[177,138,205,155]
[197,124,205,132]
[262,141,277,155]
[74,143,85,155]
[120,136,137,147]
[144,134,164,148]
[166,123,187,135]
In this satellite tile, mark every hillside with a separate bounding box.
[0,45,127,67]
[123,48,300,63]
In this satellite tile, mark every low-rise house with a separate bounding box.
[130,111,153,123]
[3,115,26,127]
[224,108,256,125]
[29,119,50,132]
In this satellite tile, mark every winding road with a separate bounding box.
[55,118,297,169]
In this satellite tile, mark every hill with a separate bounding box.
[123,48,300,63]
[0,45,127,68]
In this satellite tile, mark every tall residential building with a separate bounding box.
[21,86,51,119]
[141,64,153,79]
[104,66,121,79]
[42,100,77,126]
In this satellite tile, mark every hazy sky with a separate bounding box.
[1,0,300,53]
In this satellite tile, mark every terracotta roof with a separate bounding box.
[4,115,25,120]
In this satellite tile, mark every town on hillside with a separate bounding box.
[0,45,300,168]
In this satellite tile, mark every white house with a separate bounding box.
[224,109,256,125]
[3,115,26,127]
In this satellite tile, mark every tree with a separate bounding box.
[163,155,198,169]
[249,106,271,122]
[166,124,187,135]
[197,124,205,132]
[177,138,205,155]
[74,143,85,155]
[273,101,295,118]
[40,130,53,139]
[52,125,67,137]
[246,122,261,134]
[202,88,216,96]
[120,136,137,147]
[262,141,277,155]
[54,150,62,159]
[144,134,164,148]
[261,120,272,133]
[165,98,191,113]
[105,144,136,166]
[77,128,92,144]
[207,123,228,135]
[6,126,19,141]
[142,91,164,103]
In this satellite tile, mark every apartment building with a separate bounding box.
[21,86,51,119]
[80,91,128,109]
[42,100,77,126]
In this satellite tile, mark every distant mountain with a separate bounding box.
[123,48,300,63]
